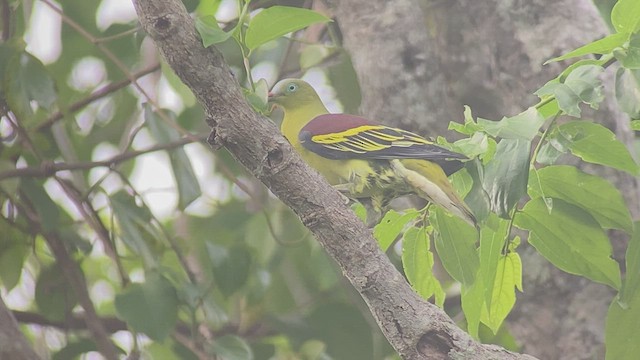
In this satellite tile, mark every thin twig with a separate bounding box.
[0,135,205,181]
[34,64,161,132]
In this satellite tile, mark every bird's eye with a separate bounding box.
[287,83,298,92]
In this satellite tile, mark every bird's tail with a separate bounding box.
[390,159,477,228]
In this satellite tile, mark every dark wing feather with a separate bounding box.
[299,114,467,173]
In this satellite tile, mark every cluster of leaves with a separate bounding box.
[358,0,640,356]
[0,0,385,359]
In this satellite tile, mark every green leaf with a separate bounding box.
[632,119,640,130]
[373,209,420,251]
[20,178,60,232]
[615,33,640,69]
[402,226,445,307]
[245,6,331,51]
[4,52,57,117]
[545,33,628,63]
[461,279,484,339]
[528,165,633,233]
[464,160,491,222]
[536,65,604,117]
[432,207,479,287]
[195,0,222,17]
[514,198,621,289]
[144,105,201,209]
[605,290,640,360]
[0,229,28,290]
[327,52,362,114]
[615,68,640,118]
[476,107,546,140]
[110,191,158,267]
[558,121,640,175]
[211,335,254,360]
[611,0,640,34]
[35,264,77,321]
[452,132,497,162]
[479,215,509,308]
[245,78,270,113]
[115,273,178,341]
[480,252,522,334]
[207,243,252,297]
[481,138,530,218]
[620,222,640,305]
[300,44,332,69]
[195,15,233,48]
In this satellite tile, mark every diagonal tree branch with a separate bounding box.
[131,1,537,359]
[0,295,42,360]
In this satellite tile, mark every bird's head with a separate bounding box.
[268,79,323,112]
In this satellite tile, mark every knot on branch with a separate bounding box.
[147,13,178,38]
[417,330,454,359]
[259,139,289,176]
[207,128,222,151]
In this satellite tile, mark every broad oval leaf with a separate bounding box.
[195,15,233,48]
[479,214,509,308]
[514,198,621,289]
[114,273,179,341]
[476,107,545,140]
[558,121,640,175]
[605,289,640,360]
[611,0,640,34]
[615,67,640,119]
[620,222,640,305]
[373,209,420,251]
[480,252,522,334]
[245,6,330,50]
[402,226,445,307]
[528,165,633,233]
[481,138,530,218]
[144,105,201,209]
[432,207,479,287]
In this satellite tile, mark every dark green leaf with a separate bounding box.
[620,222,640,305]
[211,335,254,360]
[110,191,158,267]
[514,198,621,289]
[481,138,530,218]
[327,52,361,114]
[611,0,640,34]
[528,165,633,233]
[195,15,233,48]
[432,207,479,286]
[307,303,373,359]
[20,178,60,232]
[245,6,331,51]
[476,107,545,140]
[115,273,178,341]
[5,52,57,117]
[615,68,640,118]
[402,226,445,306]
[144,105,201,209]
[207,243,252,296]
[53,339,98,360]
[0,229,28,290]
[605,290,640,360]
[300,44,332,69]
[558,121,640,175]
[373,209,420,251]
[632,120,640,130]
[464,160,491,222]
[545,33,628,63]
[35,264,77,321]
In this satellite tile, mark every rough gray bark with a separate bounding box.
[132,0,538,358]
[332,0,639,358]
[0,295,42,360]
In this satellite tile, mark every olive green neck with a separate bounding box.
[279,98,329,144]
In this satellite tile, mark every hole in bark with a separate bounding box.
[154,16,171,31]
[267,147,283,167]
[417,330,454,359]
